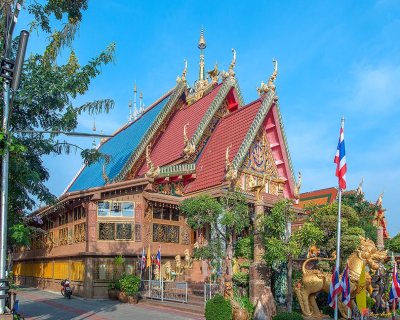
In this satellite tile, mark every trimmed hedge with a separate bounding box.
[273,311,304,320]
[205,294,232,320]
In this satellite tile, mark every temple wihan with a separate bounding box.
[13,31,298,298]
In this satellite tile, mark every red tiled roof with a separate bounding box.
[137,84,222,176]
[296,187,338,208]
[185,100,262,193]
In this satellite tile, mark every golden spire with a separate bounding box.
[198,28,206,49]
[198,28,206,82]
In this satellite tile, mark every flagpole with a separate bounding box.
[334,117,345,320]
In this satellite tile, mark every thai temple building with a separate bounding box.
[12,31,299,298]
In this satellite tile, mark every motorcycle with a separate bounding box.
[61,280,72,299]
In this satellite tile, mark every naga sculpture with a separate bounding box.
[295,237,387,318]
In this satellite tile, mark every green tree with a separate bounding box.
[342,192,378,243]
[180,190,250,280]
[304,203,364,260]
[387,233,400,253]
[1,1,115,247]
[262,199,301,312]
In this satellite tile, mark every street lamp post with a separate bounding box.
[1,0,28,313]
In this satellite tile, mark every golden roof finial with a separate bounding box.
[256,58,278,96]
[198,27,206,49]
[182,59,188,81]
[229,48,236,76]
[92,117,96,132]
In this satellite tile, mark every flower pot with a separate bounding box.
[118,291,128,303]
[128,295,139,304]
[233,307,249,320]
[108,289,118,300]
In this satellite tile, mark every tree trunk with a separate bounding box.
[226,236,233,279]
[287,254,293,312]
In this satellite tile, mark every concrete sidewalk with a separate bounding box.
[15,288,204,320]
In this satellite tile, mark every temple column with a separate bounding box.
[377,226,384,250]
[83,256,94,298]
[250,200,276,320]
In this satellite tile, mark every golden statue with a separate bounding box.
[295,237,387,318]
[183,249,193,269]
[175,255,183,275]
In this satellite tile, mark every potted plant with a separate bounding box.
[107,279,120,300]
[118,274,141,304]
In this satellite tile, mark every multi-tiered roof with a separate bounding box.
[65,31,297,203]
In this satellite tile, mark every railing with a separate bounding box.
[141,280,188,303]
[204,282,220,303]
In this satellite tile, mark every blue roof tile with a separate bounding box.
[68,94,170,192]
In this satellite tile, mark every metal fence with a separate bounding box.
[141,280,188,303]
[204,282,220,302]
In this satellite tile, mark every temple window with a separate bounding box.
[152,207,180,221]
[58,212,68,226]
[97,201,135,217]
[73,206,86,221]
[152,224,180,243]
[58,227,68,246]
[98,222,134,241]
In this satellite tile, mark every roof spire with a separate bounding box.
[139,91,144,113]
[92,117,97,148]
[198,27,206,82]
[128,99,133,123]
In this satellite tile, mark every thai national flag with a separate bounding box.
[140,247,146,270]
[341,263,351,307]
[389,261,400,302]
[328,267,342,308]
[334,121,347,190]
[156,246,161,270]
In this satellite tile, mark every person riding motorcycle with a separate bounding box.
[61,279,72,299]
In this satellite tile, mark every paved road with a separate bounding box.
[15,288,203,320]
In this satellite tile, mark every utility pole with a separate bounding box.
[1,0,28,313]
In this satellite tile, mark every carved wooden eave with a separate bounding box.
[225,90,276,183]
[183,76,244,160]
[112,81,187,183]
[34,178,149,218]
[142,190,182,206]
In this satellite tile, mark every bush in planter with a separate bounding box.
[118,274,141,300]
[107,279,120,300]
[205,294,232,320]
[272,312,303,320]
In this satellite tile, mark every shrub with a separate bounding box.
[273,312,304,320]
[108,279,121,290]
[240,295,254,317]
[118,274,140,297]
[232,272,249,287]
[235,236,254,259]
[205,294,232,320]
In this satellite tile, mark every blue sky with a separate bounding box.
[16,1,400,235]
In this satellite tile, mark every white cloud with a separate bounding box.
[346,64,400,114]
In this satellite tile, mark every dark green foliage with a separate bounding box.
[118,275,141,296]
[193,246,214,260]
[272,312,303,320]
[232,272,249,287]
[181,195,222,230]
[388,233,400,253]
[205,294,232,320]
[234,236,254,260]
[241,295,254,317]
[263,200,300,266]
[1,1,115,248]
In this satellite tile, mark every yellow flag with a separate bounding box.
[356,263,367,314]
[146,245,151,268]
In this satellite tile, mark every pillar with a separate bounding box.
[377,226,384,250]
[249,200,276,320]
[83,256,94,298]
